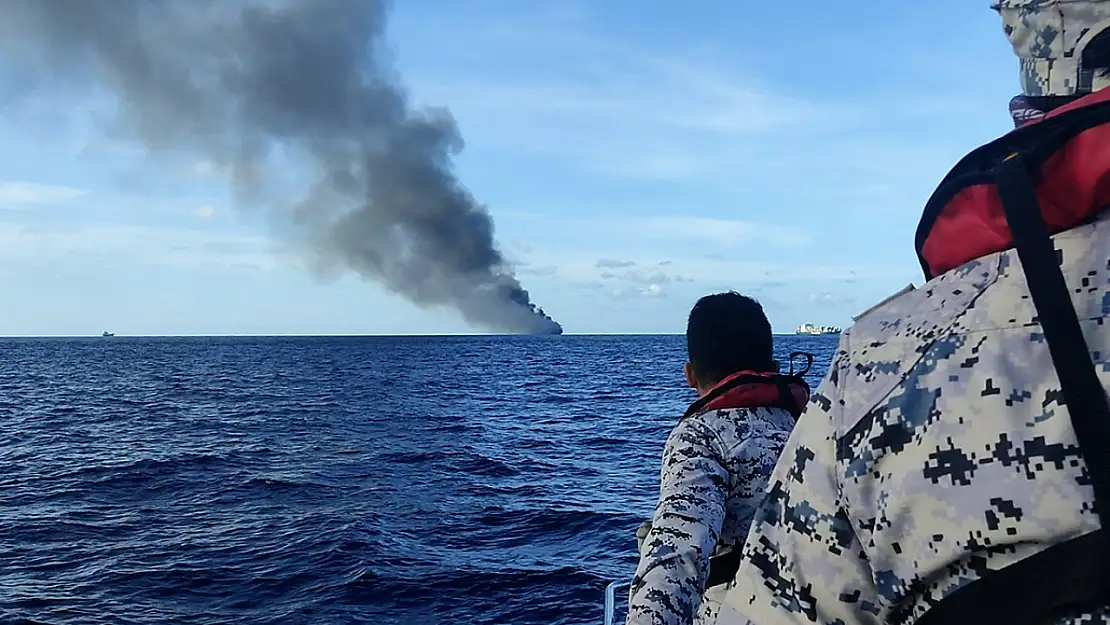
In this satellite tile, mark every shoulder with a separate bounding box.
[665,410,729,456]
[820,260,1002,430]
[681,407,794,457]
[848,259,997,344]
[851,283,916,324]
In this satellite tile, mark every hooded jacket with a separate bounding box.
[715,17,1110,625]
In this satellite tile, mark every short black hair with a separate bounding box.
[686,291,774,384]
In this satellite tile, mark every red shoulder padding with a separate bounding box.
[919,88,1110,278]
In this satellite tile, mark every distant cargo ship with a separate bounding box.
[795,323,841,336]
[102,331,115,337]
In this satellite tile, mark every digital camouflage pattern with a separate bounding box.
[715,212,1110,624]
[627,406,796,625]
[994,0,1110,95]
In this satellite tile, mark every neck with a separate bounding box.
[697,369,763,396]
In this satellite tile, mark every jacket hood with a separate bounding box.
[994,0,1110,97]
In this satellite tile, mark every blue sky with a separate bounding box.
[0,0,1020,336]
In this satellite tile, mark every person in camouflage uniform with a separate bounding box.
[713,2,1110,624]
[626,292,810,625]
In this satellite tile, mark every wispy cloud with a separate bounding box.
[0,222,292,270]
[611,283,666,300]
[607,216,811,249]
[420,71,821,136]
[574,280,605,290]
[191,160,221,178]
[809,291,858,306]
[500,211,814,259]
[0,181,86,208]
[397,2,1002,207]
[596,258,636,269]
[519,264,557,276]
[625,265,692,285]
[526,249,909,288]
[402,14,850,184]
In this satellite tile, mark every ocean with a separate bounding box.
[0,334,837,625]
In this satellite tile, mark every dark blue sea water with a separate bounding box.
[0,334,836,625]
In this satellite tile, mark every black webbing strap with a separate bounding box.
[707,546,742,589]
[915,154,1110,625]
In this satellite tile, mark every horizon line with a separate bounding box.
[0,331,831,339]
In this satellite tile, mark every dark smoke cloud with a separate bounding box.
[0,0,562,335]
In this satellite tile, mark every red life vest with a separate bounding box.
[681,352,814,422]
[687,369,810,418]
[916,86,1110,280]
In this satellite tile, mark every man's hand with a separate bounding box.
[635,520,652,551]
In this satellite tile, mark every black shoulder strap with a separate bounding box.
[915,154,1110,625]
[707,546,743,589]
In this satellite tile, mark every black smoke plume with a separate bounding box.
[0,0,562,335]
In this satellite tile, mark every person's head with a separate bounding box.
[683,291,774,396]
[995,1,1110,99]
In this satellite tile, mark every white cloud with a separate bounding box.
[596,258,636,269]
[0,181,87,208]
[0,222,294,270]
[191,161,220,177]
[624,267,671,284]
[417,75,822,182]
[611,283,666,299]
[809,291,858,306]
[613,216,811,249]
[401,18,858,185]
[590,260,690,291]
[519,264,557,276]
[529,248,909,288]
[413,34,833,138]
[620,266,691,285]
[502,212,813,257]
[396,5,999,201]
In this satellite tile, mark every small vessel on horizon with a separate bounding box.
[795,322,841,336]
[102,331,115,337]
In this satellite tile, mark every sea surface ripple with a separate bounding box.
[0,334,836,624]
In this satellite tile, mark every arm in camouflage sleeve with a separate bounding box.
[626,415,728,625]
[725,349,882,625]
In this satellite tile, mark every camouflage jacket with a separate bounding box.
[715,213,1110,624]
[627,405,796,625]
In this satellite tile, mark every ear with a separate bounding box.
[683,362,698,389]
